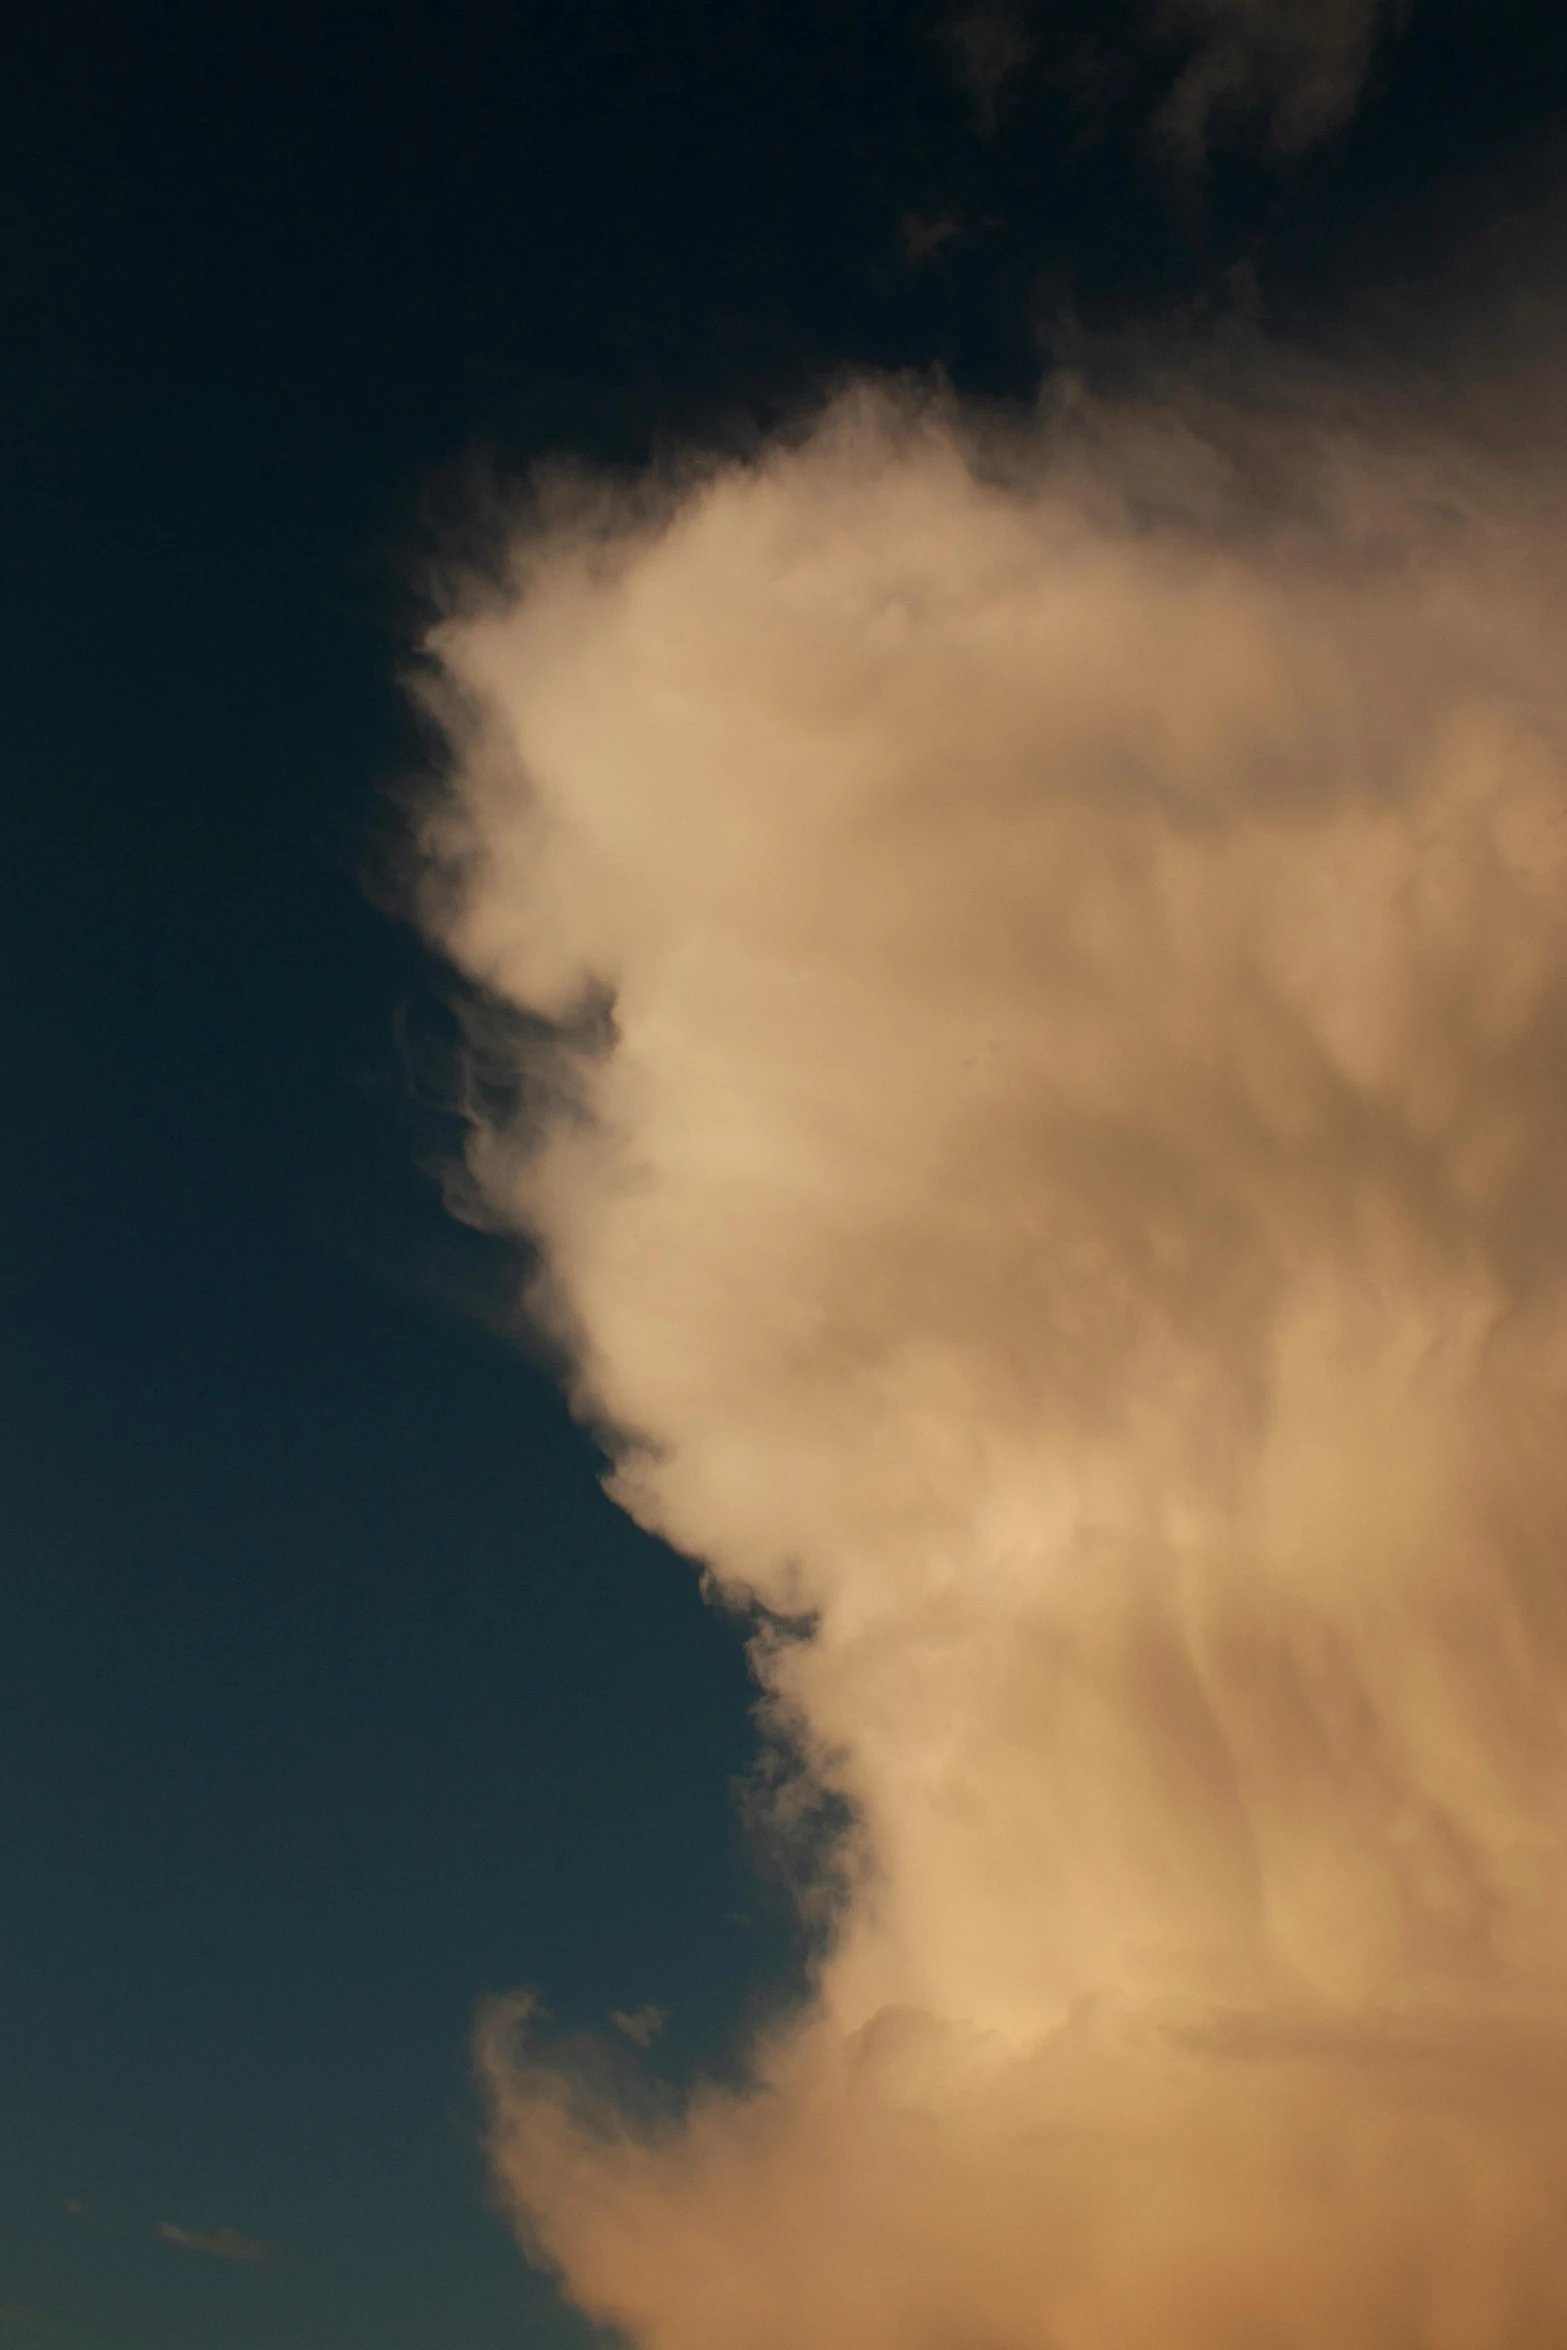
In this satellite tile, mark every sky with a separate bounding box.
[7,5,1567,2347]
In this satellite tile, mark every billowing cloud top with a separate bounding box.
[419,375,1567,2348]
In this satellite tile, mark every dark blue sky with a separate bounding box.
[4,3,1566,2344]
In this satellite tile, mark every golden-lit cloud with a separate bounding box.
[419,371,1567,2346]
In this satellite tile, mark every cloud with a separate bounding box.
[899,213,964,268]
[1157,0,1398,158]
[418,368,1567,2346]
[610,2005,667,2049]
[156,2221,275,2265]
[938,0,1403,159]
[943,3,1033,127]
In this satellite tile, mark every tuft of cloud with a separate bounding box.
[899,212,964,268]
[610,2005,667,2049]
[419,368,1567,2346]
[156,2221,275,2265]
[1156,0,1399,159]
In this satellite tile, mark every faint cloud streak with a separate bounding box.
[156,2221,275,2265]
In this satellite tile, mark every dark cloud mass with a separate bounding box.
[1157,0,1397,155]
[943,0,1400,157]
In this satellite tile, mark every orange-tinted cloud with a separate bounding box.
[421,374,1567,2346]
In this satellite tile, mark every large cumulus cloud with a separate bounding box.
[419,376,1567,2347]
